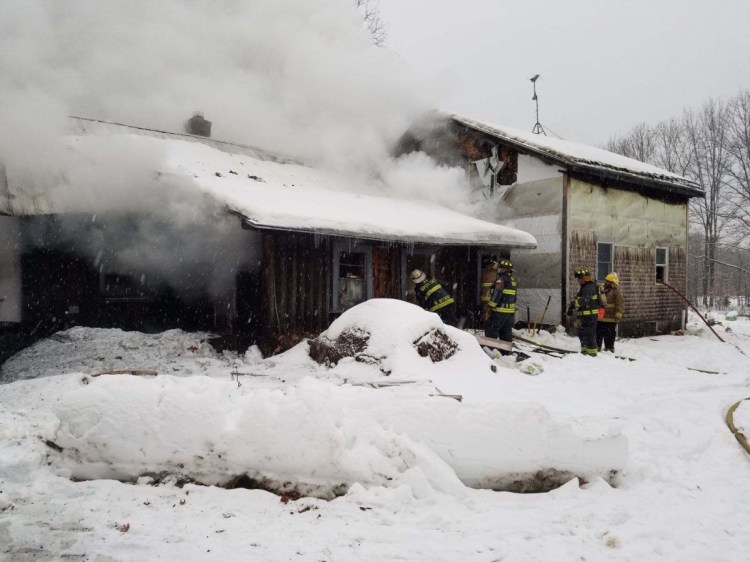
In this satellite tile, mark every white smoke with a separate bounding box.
[0,0,472,297]
[378,151,473,211]
[0,0,436,171]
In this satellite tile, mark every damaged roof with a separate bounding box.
[0,117,537,249]
[451,114,704,198]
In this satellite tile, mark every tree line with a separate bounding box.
[606,90,750,309]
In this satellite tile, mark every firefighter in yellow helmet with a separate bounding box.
[566,268,601,356]
[485,258,517,345]
[597,272,625,352]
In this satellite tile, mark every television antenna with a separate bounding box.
[530,74,547,135]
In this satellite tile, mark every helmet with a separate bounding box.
[574,268,590,279]
[604,272,619,285]
[410,269,426,283]
[495,259,513,270]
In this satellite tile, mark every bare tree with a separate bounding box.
[684,99,733,305]
[355,0,387,46]
[605,123,655,162]
[653,118,693,176]
[606,94,750,306]
[726,91,750,238]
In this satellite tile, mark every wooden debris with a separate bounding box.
[687,367,724,374]
[90,369,158,378]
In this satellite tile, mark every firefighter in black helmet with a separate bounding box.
[486,258,517,345]
[567,268,601,356]
[410,269,457,326]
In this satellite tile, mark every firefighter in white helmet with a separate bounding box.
[410,269,457,326]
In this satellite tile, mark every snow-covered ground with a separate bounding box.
[2,301,750,561]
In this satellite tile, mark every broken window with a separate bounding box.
[332,242,372,312]
[656,247,668,283]
[597,242,613,282]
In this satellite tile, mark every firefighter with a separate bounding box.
[486,259,517,344]
[597,272,625,352]
[410,269,457,326]
[567,268,601,356]
[479,257,497,322]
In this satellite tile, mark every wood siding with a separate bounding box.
[262,232,331,354]
[373,246,400,299]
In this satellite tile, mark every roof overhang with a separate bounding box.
[237,215,537,248]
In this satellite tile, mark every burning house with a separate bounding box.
[397,113,705,336]
[0,116,536,361]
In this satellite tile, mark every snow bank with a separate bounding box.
[49,374,626,497]
[0,327,230,383]
[3,316,750,560]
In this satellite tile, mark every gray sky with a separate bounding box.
[379,0,750,146]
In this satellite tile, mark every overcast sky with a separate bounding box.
[379,0,750,146]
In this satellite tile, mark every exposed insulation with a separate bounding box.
[569,179,687,247]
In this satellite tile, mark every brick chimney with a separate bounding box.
[185,112,211,137]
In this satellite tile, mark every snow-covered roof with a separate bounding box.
[66,116,287,163]
[451,114,704,198]
[167,140,536,247]
[0,117,537,248]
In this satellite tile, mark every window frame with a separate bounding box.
[332,240,373,313]
[655,246,669,284]
[596,242,614,283]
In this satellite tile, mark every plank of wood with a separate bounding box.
[350,380,424,388]
[512,334,578,354]
[687,367,723,374]
[90,369,158,377]
[474,334,513,353]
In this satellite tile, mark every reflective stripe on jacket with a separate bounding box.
[488,271,517,314]
[416,278,455,313]
[574,280,600,321]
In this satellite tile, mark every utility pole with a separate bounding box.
[530,74,547,136]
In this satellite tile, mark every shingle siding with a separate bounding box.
[569,230,686,336]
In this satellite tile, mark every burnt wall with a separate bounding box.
[373,246,400,299]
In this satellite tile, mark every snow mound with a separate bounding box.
[47,374,626,498]
[51,375,468,499]
[0,327,228,383]
[308,299,483,379]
